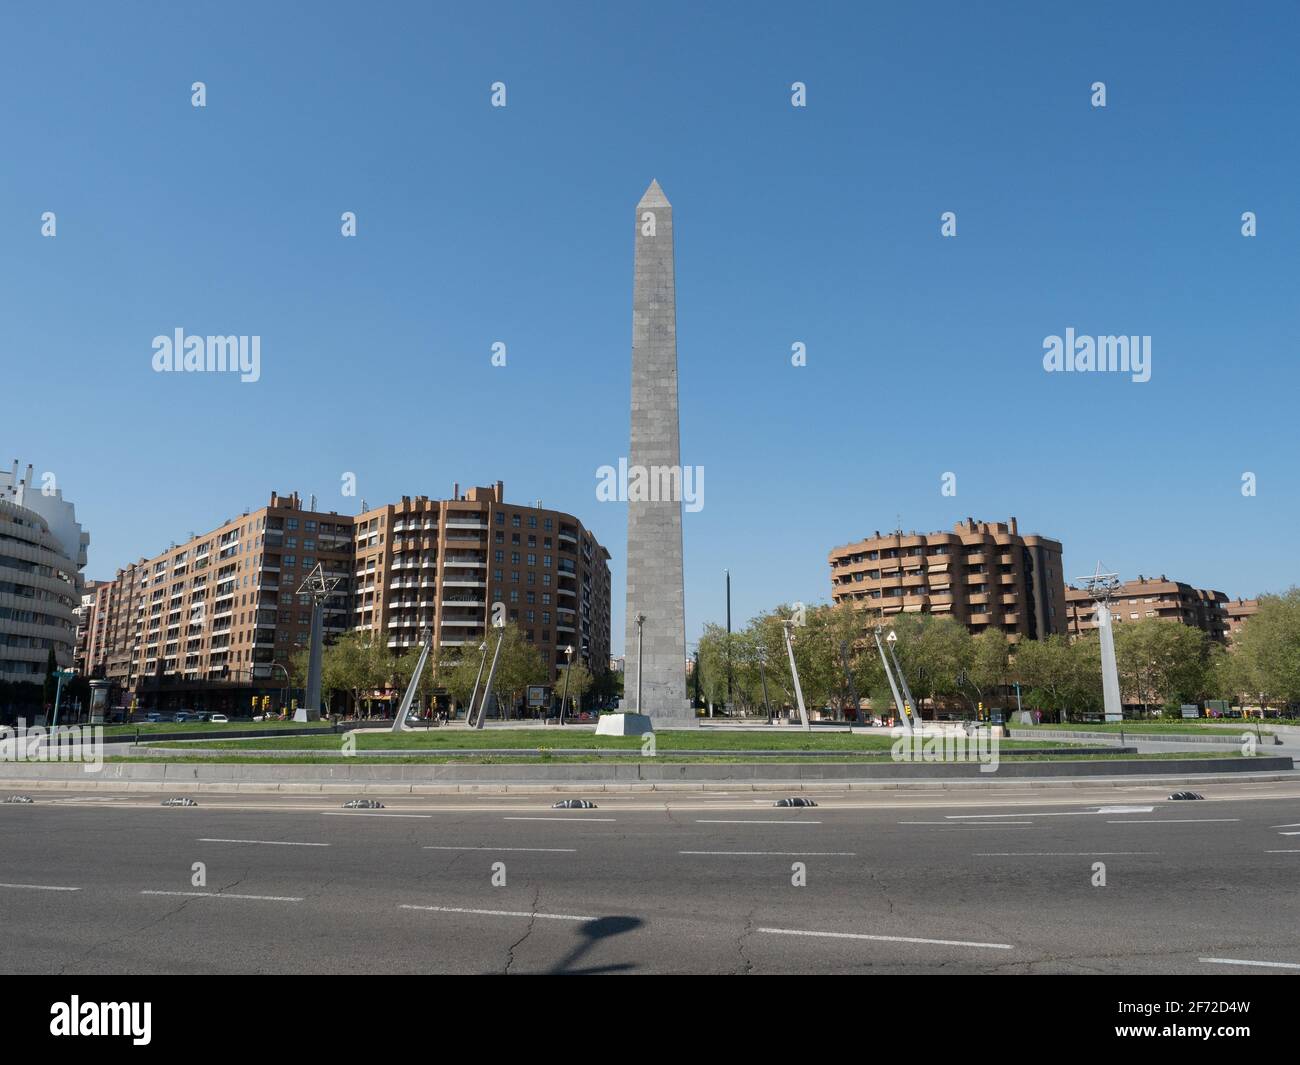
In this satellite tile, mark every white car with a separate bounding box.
[210,714,229,723]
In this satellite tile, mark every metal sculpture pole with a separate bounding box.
[465,640,490,726]
[886,631,920,729]
[558,644,574,725]
[296,564,341,722]
[1096,602,1123,723]
[781,621,811,732]
[875,626,913,736]
[473,627,506,730]
[759,650,772,724]
[1078,564,1124,725]
[390,629,432,733]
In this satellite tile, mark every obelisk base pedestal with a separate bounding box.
[595,712,655,736]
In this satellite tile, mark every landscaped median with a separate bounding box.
[2,725,1290,789]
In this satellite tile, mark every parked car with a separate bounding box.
[210,713,229,724]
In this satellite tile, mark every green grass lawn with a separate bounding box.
[147,728,1069,753]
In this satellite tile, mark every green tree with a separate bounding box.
[42,647,58,712]
[556,661,593,715]
[1233,588,1300,708]
[1114,619,1209,713]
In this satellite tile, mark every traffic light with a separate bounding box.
[250,695,258,712]
[978,701,985,721]
[261,695,271,713]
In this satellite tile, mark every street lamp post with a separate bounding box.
[558,644,574,725]
[724,570,732,714]
[634,614,646,716]
[758,649,772,725]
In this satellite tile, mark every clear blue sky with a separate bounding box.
[3,1,1296,654]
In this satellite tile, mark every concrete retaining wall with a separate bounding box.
[0,755,1288,786]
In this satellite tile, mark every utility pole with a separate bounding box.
[634,613,646,715]
[725,569,732,713]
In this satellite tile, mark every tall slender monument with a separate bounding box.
[621,179,692,726]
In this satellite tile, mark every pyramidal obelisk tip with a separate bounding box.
[638,179,670,208]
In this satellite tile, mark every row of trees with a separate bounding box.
[693,589,1300,720]
[290,624,605,718]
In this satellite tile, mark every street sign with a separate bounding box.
[527,685,548,708]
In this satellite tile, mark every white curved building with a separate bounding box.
[0,462,88,684]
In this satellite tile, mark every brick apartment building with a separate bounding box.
[93,492,353,708]
[1065,575,1230,642]
[1225,597,1260,642]
[86,484,611,710]
[353,483,611,683]
[829,517,1067,642]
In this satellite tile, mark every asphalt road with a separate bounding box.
[2,781,1298,974]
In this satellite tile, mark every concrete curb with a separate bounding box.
[0,757,1290,793]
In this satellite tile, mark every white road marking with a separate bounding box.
[1277,831,1300,836]
[423,845,577,853]
[321,812,431,819]
[974,852,1159,857]
[1106,818,1240,824]
[0,882,80,892]
[140,890,303,902]
[400,904,595,921]
[758,926,1013,951]
[1199,957,1300,970]
[695,819,822,825]
[1270,823,1300,829]
[502,816,616,822]
[198,838,329,847]
[946,807,1153,819]
[680,850,856,856]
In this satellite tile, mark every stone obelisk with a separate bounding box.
[622,179,692,725]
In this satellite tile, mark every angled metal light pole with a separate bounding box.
[558,643,574,725]
[886,629,920,728]
[473,621,506,730]
[465,638,490,726]
[874,625,913,736]
[390,628,433,733]
[781,619,811,732]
